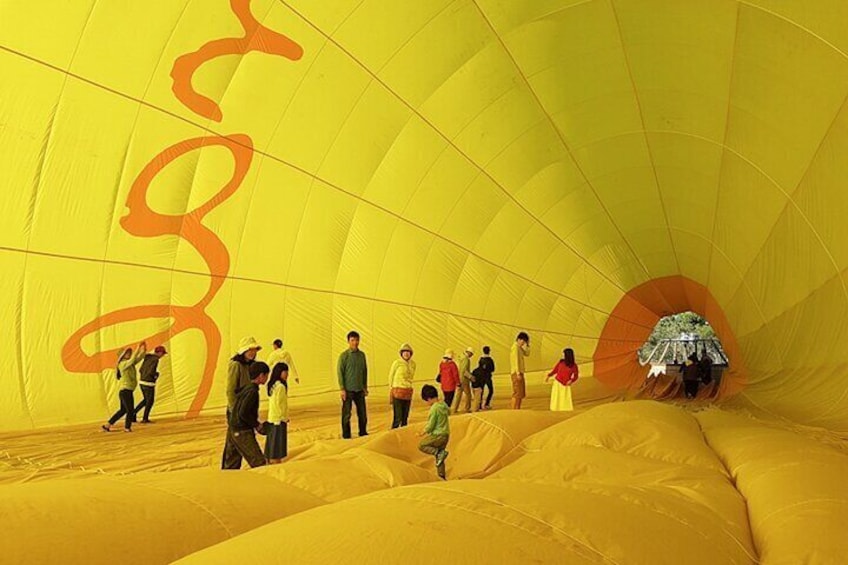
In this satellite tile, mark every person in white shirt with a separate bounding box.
[267,339,299,384]
[264,362,290,464]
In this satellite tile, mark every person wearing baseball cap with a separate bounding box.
[438,349,460,409]
[453,346,475,414]
[133,345,168,424]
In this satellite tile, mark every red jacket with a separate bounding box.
[549,361,578,386]
[439,360,460,392]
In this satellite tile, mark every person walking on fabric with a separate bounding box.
[546,348,579,412]
[453,347,475,414]
[102,341,146,432]
[227,337,261,413]
[266,339,300,384]
[478,345,496,410]
[510,332,531,409]
[438,350,460,409]
[222,362,269,469]
[133,345,167,424]
[338,331,368,439]
[680,352,701,399]
[389,343,416,428]
[698,351,713,385]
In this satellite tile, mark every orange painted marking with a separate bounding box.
[62,135,254,417]
[62,305,221,416]
[171,0,304,121]
[64,0,304,419]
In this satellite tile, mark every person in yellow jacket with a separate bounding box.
[102,341,146,432]
[453,347,475,414]
[509,332,530,409]
[389,343,416,428]
[265,362,290,464]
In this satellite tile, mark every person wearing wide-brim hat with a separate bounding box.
[221,337,262,468]
[438,349,460,409]
[388,343,416,428]
[226,337,262,413]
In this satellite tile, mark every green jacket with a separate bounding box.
[424,401,450,436]
[227,357,253,411]
[337,348,367,392]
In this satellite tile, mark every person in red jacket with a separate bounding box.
[438,349,460,409]
[545,348,578,411]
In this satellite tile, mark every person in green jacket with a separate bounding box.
[338,330,368,439]
[418,384,450,479]
[102,341,146,432]
[221,337,261,467]
[227,336,261,412]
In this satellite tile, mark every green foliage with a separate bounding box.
[639,312,718,360]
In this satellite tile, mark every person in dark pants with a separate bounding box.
[102,341,146,433]
[338,330,368,439]
[698,352,713,385]
[133,345,168,423]
[681,352,701,399]
[220,337,261,469]
[438,350,459,409]
[479,345,496,409]
[388,343,416,429]
[222,361,269,469]
[265,362,290,464]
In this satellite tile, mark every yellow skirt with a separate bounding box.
[550,382,573,411]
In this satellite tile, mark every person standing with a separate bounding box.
[438,350,460,409]
[102,341,146,432]
[479,345,496,410]
[698,351,713,385]
[265,362,290,464]
[453,347,474,414]
[133,345,167,424]
[509,332,530,409]
[222,362,269,469]
[389,343,416,428]
[681,352,700,399]
[267,338,300,384]
[338,330,368,439]
[546,348,578,412]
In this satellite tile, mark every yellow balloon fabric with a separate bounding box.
[2,0,848,431]
[2,2,848,563]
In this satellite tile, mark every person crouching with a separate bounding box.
[418,384,450,480]
[222,361,269,469]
